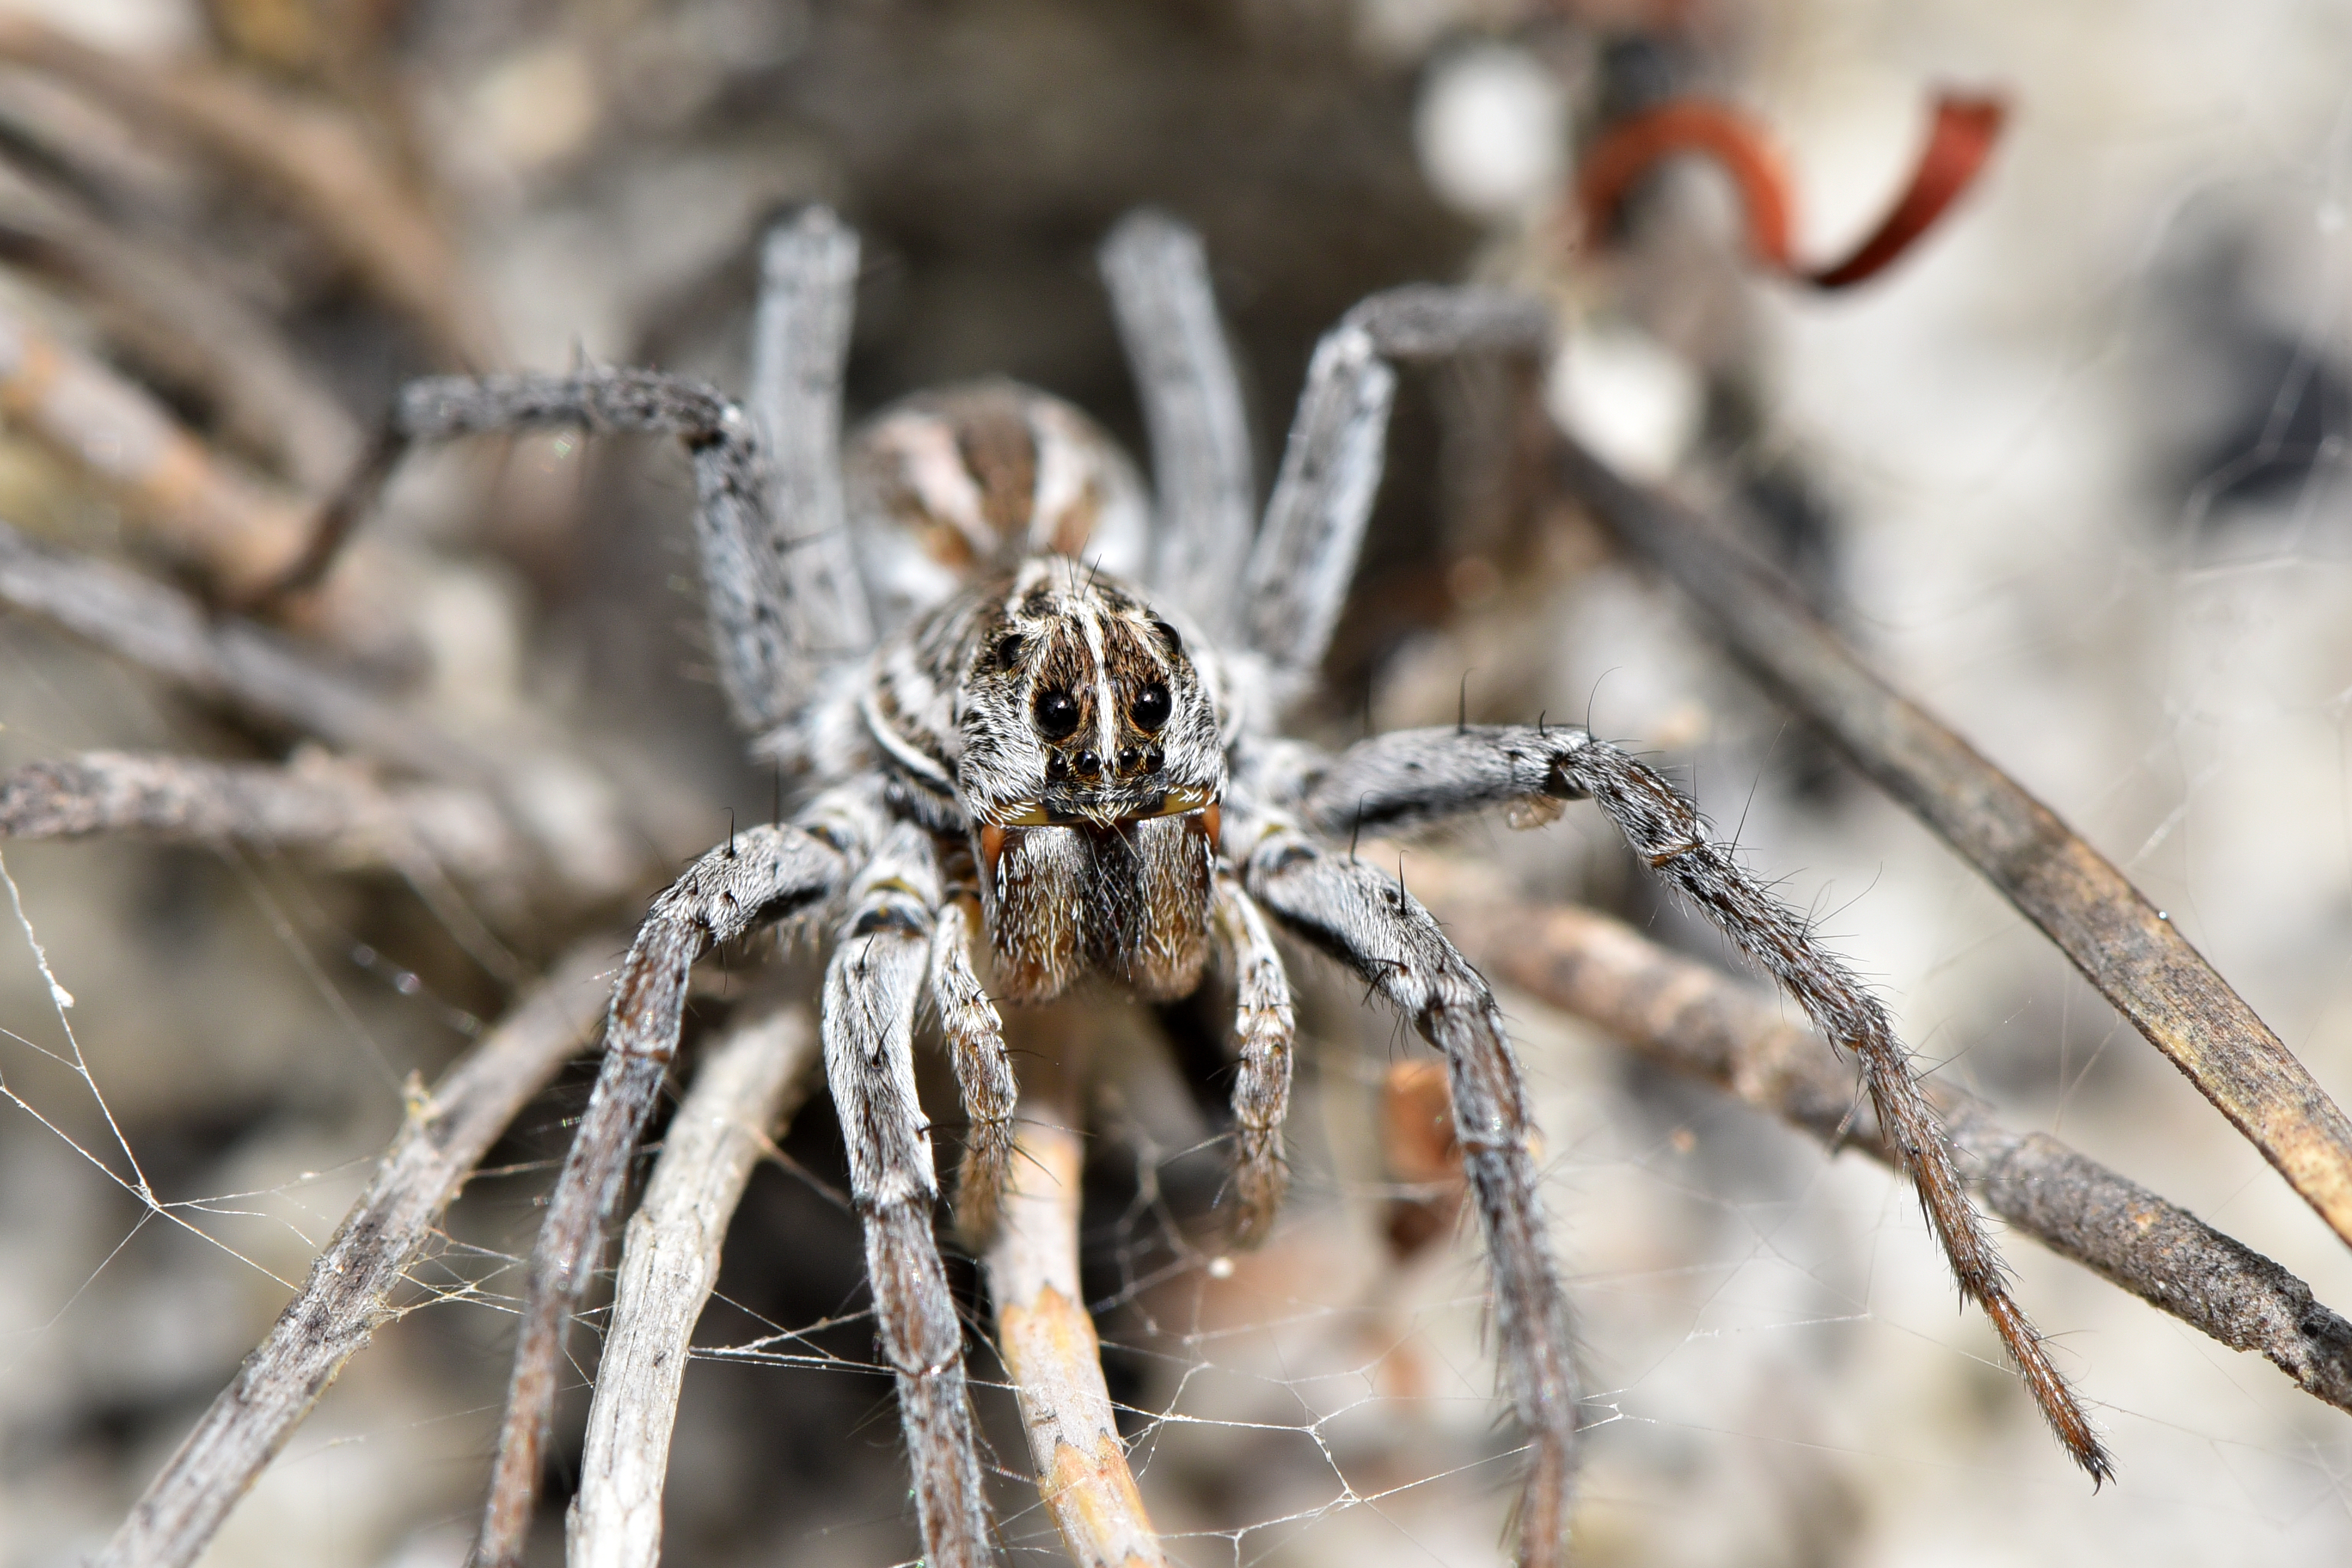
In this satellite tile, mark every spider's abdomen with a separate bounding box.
[844,381,1150,633]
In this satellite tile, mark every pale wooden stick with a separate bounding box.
[1552,430,2352,1249]
[567,1003,818,1568]
[1418,865,2352,1413]
[0,298,313,599]
[97,940,619,1568]
[985,1012,1168,1568]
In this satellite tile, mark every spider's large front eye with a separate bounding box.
[1131,681,1171,732]
[1034,687,1080,740]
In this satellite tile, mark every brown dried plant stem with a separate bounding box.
[1428,881,2352,1413]
[0,750,525,883]
[984,1010,1168,1568]
[569,1003,818,1568]
[1552,433,2352,1250]
[97,942,618,1568]
[0,16,491,367]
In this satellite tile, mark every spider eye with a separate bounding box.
[1034,687,1080,740]
[1150,618,1183,656]
[994,633,1025,668]
[1131,681,1171,732]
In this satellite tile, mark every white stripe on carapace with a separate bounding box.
[859,682,956,789]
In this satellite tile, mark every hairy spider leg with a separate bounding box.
[823,822,996,1568]
[752,207,877,669]
[1242,284,1553,700]
[1099,211,1258,627]
[476,789,881,1568]
[1296,721,2115,1481]
[1234,811,1580,1568]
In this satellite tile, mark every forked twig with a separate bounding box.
[984,1026,1168,1568]
[1552,431,2352,1250]
[1425,875,2352,1412]
[569,1003,818,1568]
[96,942,618,1568]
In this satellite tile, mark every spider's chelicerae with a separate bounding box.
[338,207,2106,1566]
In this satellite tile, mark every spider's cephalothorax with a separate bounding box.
[347,206,2108,1568]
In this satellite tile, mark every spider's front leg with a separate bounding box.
[474,787,879,1567]
[1297,722,2116,1483]
[1232,810,1578,1567]
[826,822,996,1567]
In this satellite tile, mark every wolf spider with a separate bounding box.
[308,207,2106,1566]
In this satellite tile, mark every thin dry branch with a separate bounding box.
[0,517,470,774]
[568,1003,818,1568]
[0,298,316,599]
[1424,874,2352,1413]
[97,941,619,1568]
[984,1022,1168,1568]
[0,161,363,492]
[1551,431,2352,1251]
[0,747,530,887]
[0,17,492,366]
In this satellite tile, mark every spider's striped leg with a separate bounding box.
[825,822,996,1567]
[474,785,880,1568]
[751,206,875,668]
[930,881,1018,1249]
[1241,286,1550,698]
[1099,211,1257,627]
[1298,723,2115,1483]
[1214,869,1297,1248]
[1235,813,1578,1568]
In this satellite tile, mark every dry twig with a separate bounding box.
[569,1003,818,1568]
[0,300,317,599]
[1424,874,2352,1413]
[985,1016,1167,1568]
[0,516,474,779]
[0,16,492,367]
[97,941,619,1568]
[1551,432,2352,1250]
[0,747,530,889]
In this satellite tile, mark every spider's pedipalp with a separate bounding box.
[931,884,1018,1249]
[1098,211,1256,625]
[1300,721,2115,1481]
[1214,869,1296,1248]
[824,821,994,1568]
[474,794,877,1568]
[1237,813,1579,1568]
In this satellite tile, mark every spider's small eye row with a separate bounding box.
[994,633,1025,667]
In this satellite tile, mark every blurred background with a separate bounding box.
[1,0,2350,1564]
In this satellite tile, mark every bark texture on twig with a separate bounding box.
[0,17,492,367]
[985,1014,1167,1568]
[1552,431,2352,1251]
[1427,877,2352,1413]
[0,297,307,590]
[0,517,475,780]
[0,749,523,878]
[97,942,618,1568]
[568,1003,817,1568]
